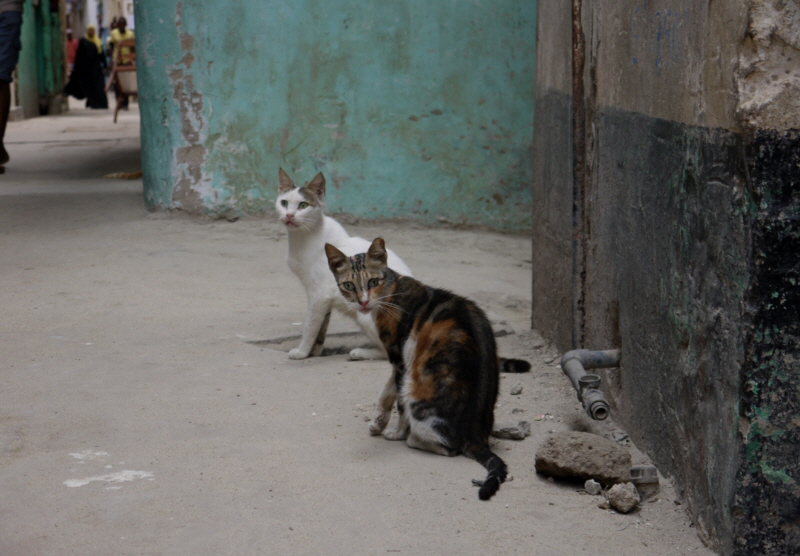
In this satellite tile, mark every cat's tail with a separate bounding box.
[500,357,531,373]
[469,444,508,500]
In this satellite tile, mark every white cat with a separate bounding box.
[276,168,413,360]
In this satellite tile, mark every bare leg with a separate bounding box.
[0,80,10,168]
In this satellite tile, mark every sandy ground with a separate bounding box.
[0,102,716,555]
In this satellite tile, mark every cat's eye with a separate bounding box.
[298,202,309,209]
[280,200,288,207]
[342,282,355,291]
[367,278,380,288]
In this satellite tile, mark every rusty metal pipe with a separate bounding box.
[560,349,620,420]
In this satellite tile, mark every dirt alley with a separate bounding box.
[0,103,716,555]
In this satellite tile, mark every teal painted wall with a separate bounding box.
[134,0,536,230]
[17,0,65,118]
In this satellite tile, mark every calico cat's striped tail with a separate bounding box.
[470,445,508,500]
[500,357,531,373]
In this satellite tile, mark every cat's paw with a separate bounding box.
[349,347,387,361]
[369,415,389,435]
[288,348,310,360]
[384,428,409,441]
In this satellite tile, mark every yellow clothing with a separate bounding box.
[110,28,135,64]
[85,25,102,54]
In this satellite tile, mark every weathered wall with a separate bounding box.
[134,0,536,230]
[532,1,800,554]
[736,129,800,554]
[17,0,66,118]
[530,0,572,349]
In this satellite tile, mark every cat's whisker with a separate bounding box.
[375,301,409,315]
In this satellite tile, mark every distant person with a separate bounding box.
[0,0,23,173]
[108,16,134,109]
[85,25,104,59]
[109,16,134,65]
[66,29,79,72]
[64,34,109,109]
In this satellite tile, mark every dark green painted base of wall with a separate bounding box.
[588,106,748,554]
[735,129,800,556]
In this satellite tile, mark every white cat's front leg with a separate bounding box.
[289,298,333,360]
[350,313,388,361]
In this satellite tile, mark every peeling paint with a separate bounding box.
[134,0,535,229]
[166,2,212,213]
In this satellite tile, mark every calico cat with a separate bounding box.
[325,237,529,500]
[276,168,413,360]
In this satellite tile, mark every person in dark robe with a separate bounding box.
[64,37,108,109]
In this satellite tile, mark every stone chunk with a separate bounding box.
[534,431,632,485]
[491,420,531,440]
[607,482,640,513]
[584,479,602,495]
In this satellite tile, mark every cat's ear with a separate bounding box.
[278,168,295,193]
[366,238,388,269]
[325,243,348,274]
[306,173,326,199]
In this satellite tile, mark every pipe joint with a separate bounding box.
[560,349,620,421]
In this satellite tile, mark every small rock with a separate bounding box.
[511,408,525,414]
[510,385,523,396]
[584,479,602,495]
[530,339,546,350]
[534,431,632,485]
[598,499,611,510]
[491,420,531,440]
[607,482,640,513]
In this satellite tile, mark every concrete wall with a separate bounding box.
[532,1,800,554]
[134,0,536,231]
